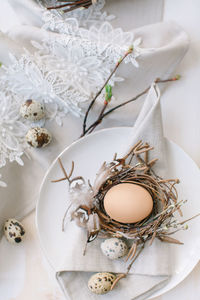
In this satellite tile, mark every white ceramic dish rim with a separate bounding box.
[36,127,200,299]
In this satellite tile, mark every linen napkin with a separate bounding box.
[120,83,167,178]
[56,83,170,300]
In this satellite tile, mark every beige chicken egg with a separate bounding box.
[103,183,153,224]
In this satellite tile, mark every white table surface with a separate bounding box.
[0,0,200,299]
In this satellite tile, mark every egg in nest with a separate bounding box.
[103,183,153,224]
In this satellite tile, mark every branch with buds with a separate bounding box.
[81,46,134,136]
[81,74,181,137]
[81,44,181,137]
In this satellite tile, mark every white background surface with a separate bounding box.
[0,0,200,299]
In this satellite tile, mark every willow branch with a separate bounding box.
[47,0,92,10]
[82,47,133,136]
[81,76,181,136]
[86,102,108,135]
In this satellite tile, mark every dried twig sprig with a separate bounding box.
[82,46,134,136]
[86,84,113,135]
[52,158,87,231]
[81,75,181,137]
[46,0,98,13]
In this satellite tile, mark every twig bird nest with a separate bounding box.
[95,148,180,242]
[53,140,189,277]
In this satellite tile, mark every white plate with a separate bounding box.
[36,127,200,299]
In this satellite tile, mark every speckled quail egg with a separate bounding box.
[20,99,45,121]
[4,218,25,244]
[26,127,52,148]
[88,272,116,295]
[101,238,128,260]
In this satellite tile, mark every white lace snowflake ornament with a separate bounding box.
[42,11,142,67]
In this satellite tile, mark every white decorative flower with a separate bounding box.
[2,52,88,124]
[3,53,68,104]
[42,11,79,34]
[81,22,143,67]
[86,22,133,50]
[43,41,113,96]
[0,89,27,168]
[0,15,145,129]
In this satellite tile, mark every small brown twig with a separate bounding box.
[179,212,200,225]
[86,97,109,135]
[110,273,126,291]
[125,242,137,262]
[52,158,86,231]
[47,0,93,11]
[110,240,144,291]
[82,87,149,136]
[126,242,145,274]
[82,46,134,136]
[51,159,84,185]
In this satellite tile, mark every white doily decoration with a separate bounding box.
[42,11,142,67]
[42,11,138,64]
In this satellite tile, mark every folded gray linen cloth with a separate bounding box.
[55,84,170,300]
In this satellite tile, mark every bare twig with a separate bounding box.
[179,212,200,225]
[47,0,93,11]
[82,87,149,136]
[82,76,181,136]
[110,273,126,291]
[126,242,137,262]
[126,243,145,274]
[82,46,134,136]
[52,158,75,184]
